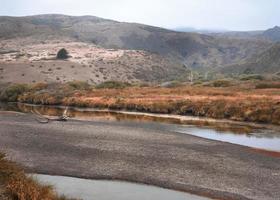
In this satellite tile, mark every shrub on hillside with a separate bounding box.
[67,81,91,90]
[192,80,204,85]
[0,84,29,102]
[255,82,280,89]
[56,48,69,59]
[96,81,132,89]
[240,74,264,81]
[210,79,232,87]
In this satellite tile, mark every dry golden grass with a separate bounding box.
[0,153,74,200]
[6,81,280,125]
[61,83,280,125]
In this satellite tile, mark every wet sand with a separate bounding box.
[0,112,279,200]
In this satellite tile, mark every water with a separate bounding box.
[32,174,210,200]
[175,126,280,152]
[1,102,280,152]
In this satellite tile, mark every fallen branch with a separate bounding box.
[31,107,69,123]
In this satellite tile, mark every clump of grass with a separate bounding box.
[30,83,48,91]
[192,80,204,85]
[17,82,93,105]
[208,79,232,87]
[240,74,264,81]
[0,153,74,200]
[95,81,131,89]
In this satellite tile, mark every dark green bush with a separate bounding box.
[0,84,29,102]
[96,81,132,89]
[56,48,69,59]
[255,82,280,89]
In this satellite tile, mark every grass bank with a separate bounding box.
[0,153,75,200]
[1,80,280,125]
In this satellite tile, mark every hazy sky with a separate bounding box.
[1,0,279,31]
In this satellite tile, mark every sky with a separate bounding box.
[1,0,279,31]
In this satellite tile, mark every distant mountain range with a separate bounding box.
[263,26,280,42]
[175,25,280,41]
[209,26,280,42]
[172,27,228,34]
[0,14,279,83]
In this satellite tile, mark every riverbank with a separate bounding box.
[1,112,279,200]
[2,102,280,152]
[0,152,75,200]
[1,81,280,125]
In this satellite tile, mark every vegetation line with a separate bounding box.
[0,80,280,125]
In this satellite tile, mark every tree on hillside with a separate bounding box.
[56,48,69,59]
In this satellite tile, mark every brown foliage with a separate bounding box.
[0,153,73,200]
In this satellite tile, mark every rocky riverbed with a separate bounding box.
[0,111,279,200]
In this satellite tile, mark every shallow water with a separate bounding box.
[174,126,280,152]
[32,174,210,200]
[1,102,280,152]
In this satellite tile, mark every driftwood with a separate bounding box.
[31,107,69,123]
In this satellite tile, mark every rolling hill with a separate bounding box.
[0,14,279,84]
[0,14,272,69]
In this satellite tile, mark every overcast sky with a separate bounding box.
[1,0,279,31]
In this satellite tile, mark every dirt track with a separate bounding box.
[0,112,279,200]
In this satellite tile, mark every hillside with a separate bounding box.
[0,40,186,84]
[0,14,272,69]
[220,42,280,75]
